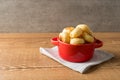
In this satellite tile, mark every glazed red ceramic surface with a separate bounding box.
[51,37,103,62]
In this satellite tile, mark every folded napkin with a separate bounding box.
[40,46,114,73]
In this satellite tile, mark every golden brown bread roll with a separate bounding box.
[59,32,70,44]
[76,24,93,35]
[59,32,62,41]
[70,38,85,45]
[83,32,94,43]
[62,27,74,34]
[70,27,83,38]
[59,24,95,44]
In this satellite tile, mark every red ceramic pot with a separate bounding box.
[51,37,103,62]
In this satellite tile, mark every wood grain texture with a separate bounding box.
[0,32,120,80]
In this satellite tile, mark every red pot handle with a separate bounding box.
[94,39,103,48]
[51,37,59,46]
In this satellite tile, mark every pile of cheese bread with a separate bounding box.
[59,24,95,45]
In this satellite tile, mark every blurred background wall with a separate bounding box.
[0,0,119,32]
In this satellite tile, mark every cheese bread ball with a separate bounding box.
[59,32,63,41]
[62,27,74,34]
[70,38,85,45]
[83,32,94,43]
[59,32,70,43]
[76,24,93,35]
[70,27,83,38]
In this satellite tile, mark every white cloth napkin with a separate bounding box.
[40,46,114,73]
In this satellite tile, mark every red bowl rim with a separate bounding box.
[58,38,96,46]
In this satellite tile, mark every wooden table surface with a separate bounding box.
[0,32,120,80]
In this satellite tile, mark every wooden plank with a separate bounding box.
[0,32,119,39]
[0,48,63,68]
[0,33,58,39]
[0,48,119,69]
[0,38,53,48]
[0,68,120,80]
[0,33,119,80]
[0,33,119,48]
[0,47,119,69]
